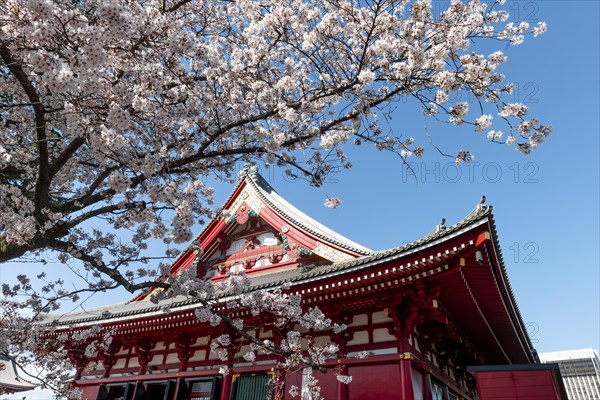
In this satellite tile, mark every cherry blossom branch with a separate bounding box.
[50,239,169,293]
[0,43,50,217]
[48,137,85,178]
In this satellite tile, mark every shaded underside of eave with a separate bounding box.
[435,258,533,365]
[486,214,535,359]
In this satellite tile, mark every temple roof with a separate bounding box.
[0,356,36,394]
[41,173,536,365]
[44,201,513,327]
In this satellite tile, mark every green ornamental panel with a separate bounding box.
[231,374,272,400]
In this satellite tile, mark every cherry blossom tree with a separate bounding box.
[0,0,550,396]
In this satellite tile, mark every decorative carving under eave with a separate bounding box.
[464,371,478,395]
[226,202,261,226]
[67,345,88,380]
[134,340,155,374]
[419,328,443,355]
[241,235,261,252]
[216,232,231,254]
[387,283,440,338]
[279,232,314,260]
[313,242,353,262]
[268,253,283,264]
[226,212,239,224]
[211,230,320,273]
[175,335,193,370]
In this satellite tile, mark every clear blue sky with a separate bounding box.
[1,0,598,375]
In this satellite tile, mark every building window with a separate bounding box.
[131,380,175,400]
[231,373,273,400]
[180,377,221,400]
[431,381,444,400]
[411,368,424,399]
[97,383,135,400]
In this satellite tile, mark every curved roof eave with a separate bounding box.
[241,165,372,255]
[44,201,492,327]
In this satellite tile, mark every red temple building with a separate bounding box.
[44,165,567,400]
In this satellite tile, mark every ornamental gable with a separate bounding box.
[138,165,370,300]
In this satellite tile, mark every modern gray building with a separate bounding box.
[539,349,600,400]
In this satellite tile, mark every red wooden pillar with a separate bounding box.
[335,331,349,400]
[176,335,192,372]
[100,343,119,379]
[388,284,440,400]
[337,362,349,400]
[220,373,233,400]
[399,352,415,400]
[69,349,86,381]
[101,356,112,379]
[74,367,84,381]
[389,304,415,400]
[135,340,154,375]
[174,336,191,400]
[270,329,286,400]
[219,350,234,400]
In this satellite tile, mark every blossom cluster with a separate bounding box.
[324,197,342,209]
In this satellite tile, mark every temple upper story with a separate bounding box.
[149,165,372,295]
